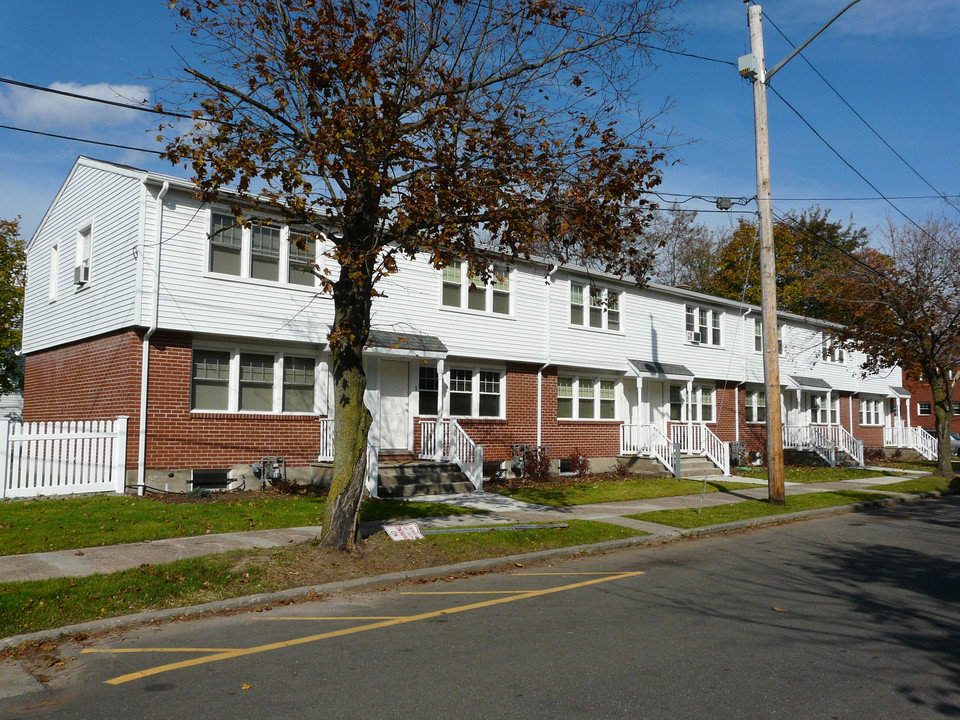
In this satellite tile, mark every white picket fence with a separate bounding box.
[0,417,128,499]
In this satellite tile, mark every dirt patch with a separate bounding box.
[146,482,327,505]
[484,470,634,492]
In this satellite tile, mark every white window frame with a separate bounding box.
[860,396,884,426]
[557,375,618,421]
[753,317,783,354]
[440,262,512,316]
[917,402,931,416]
[74,221,93,288]
[686,304,721,346]
[809,393,827,425]
[207,210,320,288]
[191,345,319,414]
[821,335,845,364]
[49,243,59,302]
[446,366,505,419]
[745,389,766,423]
[569,282,621,332]
[687,384,716,423]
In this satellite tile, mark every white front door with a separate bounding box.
[648,380,668,434]
[380,360,410,450]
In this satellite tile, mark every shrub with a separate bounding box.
[523,446,552,483]
[569,451,590,478]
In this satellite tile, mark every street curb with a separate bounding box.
[2,488,955,651]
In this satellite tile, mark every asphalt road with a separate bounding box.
[4,495,958,719]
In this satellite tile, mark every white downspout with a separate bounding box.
[536,265,559,447]
[137,181,170,496]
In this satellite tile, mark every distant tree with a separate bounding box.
[0,218,25,394]
[644,205,718,290]
[164,0,679,549]
[824,216,960,477]
[706,208,867,318]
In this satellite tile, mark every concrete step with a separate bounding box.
[377,461,474,499]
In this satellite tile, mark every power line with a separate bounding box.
[766,84,937,242]
[0,123,162,155]
[761,12,960,215]
[0,77,197,122]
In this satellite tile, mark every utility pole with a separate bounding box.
[739,1,863,505]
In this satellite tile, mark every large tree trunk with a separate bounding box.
[320,265,375,550]
[929,371,955,478]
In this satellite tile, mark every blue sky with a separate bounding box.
[1,0,957,242]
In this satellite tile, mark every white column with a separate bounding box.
[434,358,445,461]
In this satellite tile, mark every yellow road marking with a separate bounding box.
[84,648,237,654]
[253,616,406,621]
[104,571,643,685]
[400,591,526,595]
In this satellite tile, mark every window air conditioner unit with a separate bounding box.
[74,264,90,286]
[686,331,701,343]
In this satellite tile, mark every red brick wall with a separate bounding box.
[23,328,144,441]
[24,329,322,471]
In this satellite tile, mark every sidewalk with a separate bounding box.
[0,472,922,584]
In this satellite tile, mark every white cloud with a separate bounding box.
[0,81,152,131]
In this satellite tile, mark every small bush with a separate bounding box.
[569,451,590,478]
[523,446,552,483]
[863,446,885,464]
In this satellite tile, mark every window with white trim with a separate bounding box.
[74,224,92,286]
[918,402,931,416]
[830,396,840,425]
[448,367,503,417]
[191,348,317,413]
[860,397,883,426]
[49,243,59,301]
[953,401,960,414]
[570,283,620,331]
[417,366,439,415]
[753,318,782,353]
[745,389,766,423]
[686,305,721,346]
[688,385,715,422]
[441,261,511,315]
[557,376,617,420]
[821,336,845,364]
[208,212,319,286]
[809,393,827,424]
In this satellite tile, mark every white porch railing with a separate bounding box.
[669,423,731,476]
[783,424,836,466]
[317,417,382,497]
[620,424,676,476]
[825,425,864,467]
[0,417,128,499]
[884,426,937,461]
[419,420,484,491]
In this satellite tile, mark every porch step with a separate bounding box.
[676,455,725,479]
[377,461,475,498]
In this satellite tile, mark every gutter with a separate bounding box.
[536,265,560,447]
[137,180,170,495]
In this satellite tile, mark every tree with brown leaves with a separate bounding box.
[163,0,678,548]
[825,216,960,477]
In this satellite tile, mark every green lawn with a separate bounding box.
[0,494,481,556]
[733,466,901,484]
[492,476,759,507]
[628,490,886,529]
[867,476,960,494]
[0,519,641,638]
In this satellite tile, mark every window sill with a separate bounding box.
[567,324,624,336]
[557,418,621,423]
[190,410,319,418]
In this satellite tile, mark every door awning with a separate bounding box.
[628,359,694,381]
[364,329,448,359]
[788,375,832,391]
[887,386,911,398]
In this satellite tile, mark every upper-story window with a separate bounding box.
[821,336,845,364]
[686,305,721,346]
[208,212,318,287]
[74,223,92,287]
[753,318,783,354]
[570,283,620,331]
[441,261,511,315]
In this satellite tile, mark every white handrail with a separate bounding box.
[317,418,335,461]
[669,423,729,476]
[418,419,483,490]
[910,426,938,461]
[619,424,675,476]
[826,425,864,467]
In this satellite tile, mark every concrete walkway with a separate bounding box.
[0,472,922,584]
